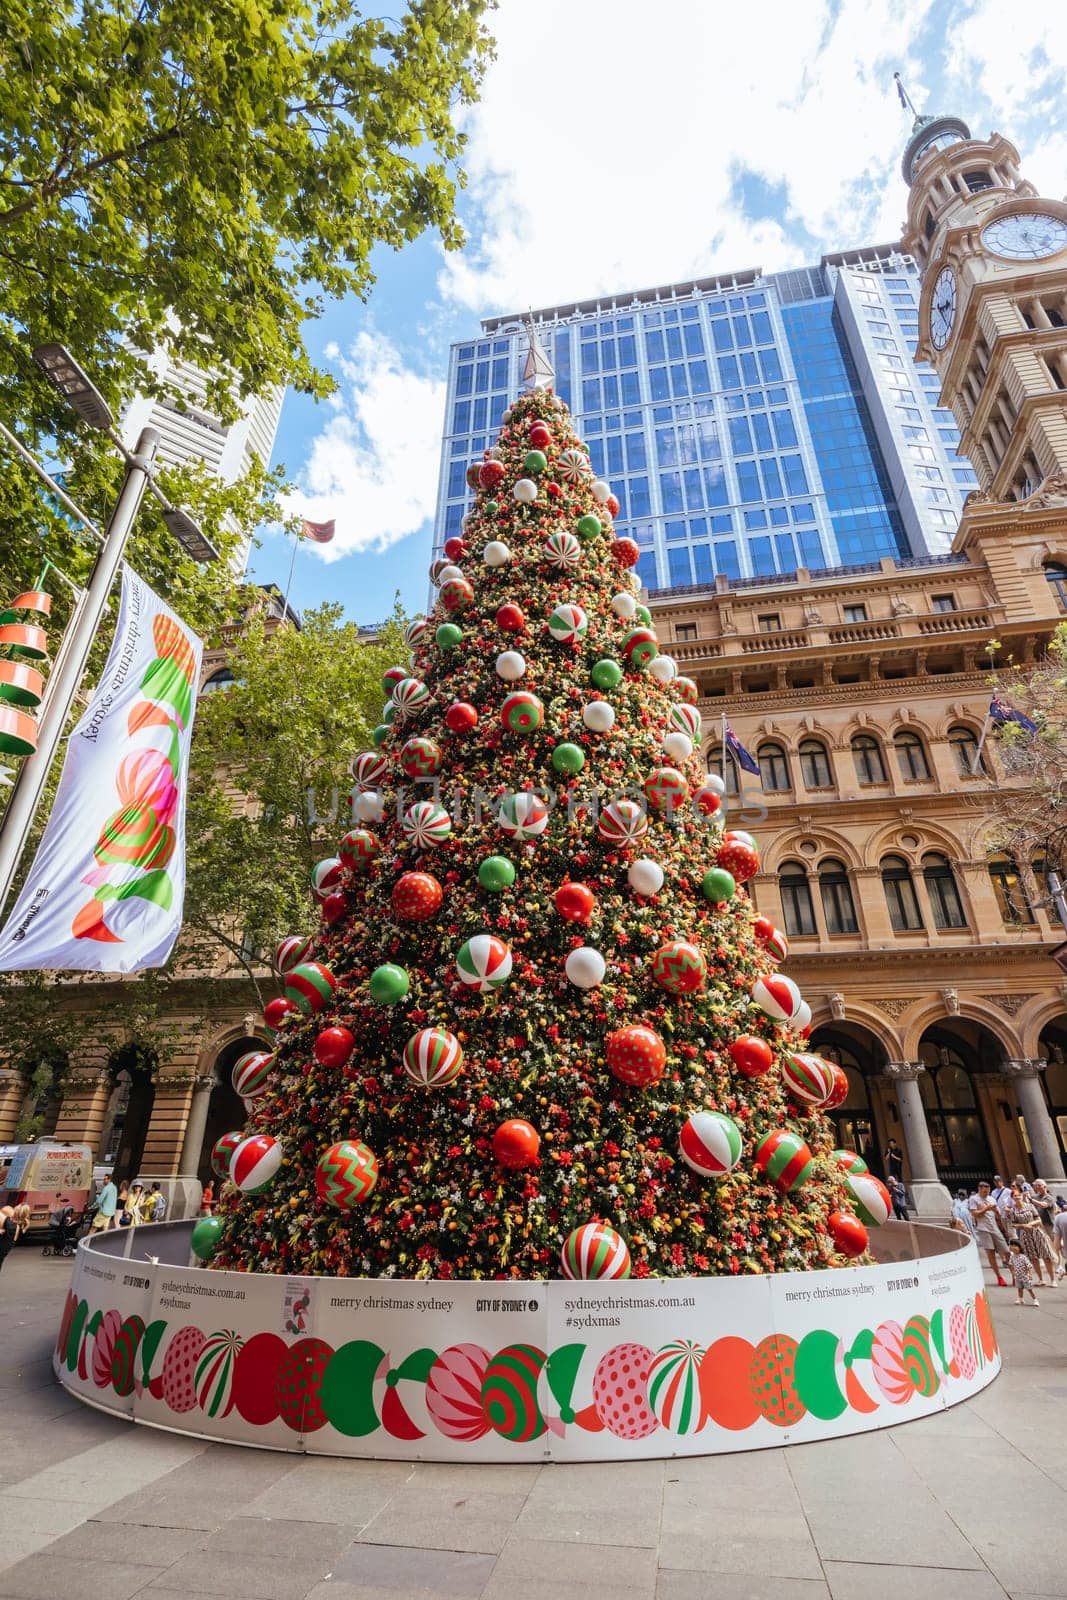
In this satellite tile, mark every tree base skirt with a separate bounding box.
[54,1220,999,1460]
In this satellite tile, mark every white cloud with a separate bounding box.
[281,332,445,562]
[439,0,937,315]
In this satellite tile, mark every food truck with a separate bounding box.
[0,1139,94,1231]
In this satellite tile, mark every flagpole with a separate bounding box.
[720,714,728,785]
[280,527,300,621]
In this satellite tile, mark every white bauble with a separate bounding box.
[565,946,606,989]
[701,773,726,798]
[513,478,538,503]
[611,592,637,620]
[663,731,693,763]
[590,479,611,504]
[496,651,527,681]
[355,790,384,823]
[628,858,664,896]
[648,655,678,684]
[582,700,615,733]
[502,407,513,422]
[483,541,512,568]
[629,572,643,593]
[792,1001,813,1033]
[488,445,503,461]
[435,563,463,586]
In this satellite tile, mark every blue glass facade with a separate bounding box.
[434,253,977,591]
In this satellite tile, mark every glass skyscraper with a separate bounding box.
[432,244,978,593]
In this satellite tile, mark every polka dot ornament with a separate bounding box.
[277,1337,333,1432]
[606,1024,666,1086]
[749,1333,805,1427]
[592,1343,658,1440]
[161,1326,207,1414]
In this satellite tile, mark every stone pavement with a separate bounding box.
[1,1249,1066,1600]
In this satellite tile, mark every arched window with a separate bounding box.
[201,667,237,694]
[882,854,924,931]
[708,747,739,796]
[851,733,887,785]
[988,855,1036,924]
[948,724,988,776]
[819,858,858,935]
[1045,561,1067,610]
[779,862,817,937]
[799,738,832,790]
[922,852,967,929]
[758,742,792,793]
[894,729,931,780]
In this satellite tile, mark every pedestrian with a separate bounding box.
[951,1187,978,1239]
[92,1172,117,1232]
[1007,1236,1040,1306]
[883,1139,904,1182]
[11,1204,30,1237]
[1013,1171,1035,1198]
[116,1181,131,1226]
[126,1184,146,1226]
[0,1205,18,1273]
[147,1183,166,1222]
[992,1176,1015,1234]
[200,1182,214,1216]
[1053,1198,1067,1276]
[1003,1182,1057,1288]
[1031,1179,1055,1239]
[887,1173,909,1220]
[968,1181,1010,1284]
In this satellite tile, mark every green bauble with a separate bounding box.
[524,449,547,474]
[576,514,602,539]
[635,604,652,625]
[591,658,623,690]
[552,742,586,774]
[190,1216,223,1262]
[701,867,737,902]
[484,499,500,515]
[369,963,410,1004]
[478,855,516,891]
[371,724,391,748]
[383,703,397,725]
[436,623,463,650]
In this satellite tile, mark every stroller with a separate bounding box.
[40,1204,85,1258]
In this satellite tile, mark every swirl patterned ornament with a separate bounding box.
[597,798,649,847]
[403,800,452,849]
[481,1345,546,1442]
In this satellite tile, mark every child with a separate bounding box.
[1008,1235,1040,1306]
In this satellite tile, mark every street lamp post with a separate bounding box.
[0,345,216,920]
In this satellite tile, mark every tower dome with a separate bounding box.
[902,113,972,184]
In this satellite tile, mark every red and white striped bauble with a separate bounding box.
[350,751,389,791]
[557,448,590,483]
[598,798,649,846]
[230,1134,284,1193]
[311,857,343,899]
[403,799,452,848]
[678,1111,743,1177]
[560,1222,632,1280]
[544,531,581,569]
[231,1050,275,1100]
[497,791,549,840]
[275,934,314,973]
[402,1028,464,1088]
[780,1052,838,1108]
[456,933,513,993]
[751,973,804,1023]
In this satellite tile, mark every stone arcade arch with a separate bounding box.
[194,1034,263,1187]
[102,1043,157,1183]
[809,1022,889,1175]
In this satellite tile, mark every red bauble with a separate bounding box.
[496,603,525,633]
[444,536,466,561]
[478,459,505,490]
[717,841,759,882]
[729,1035,774,1078]
[264,997,297,1030]
[392,871,443,922]
[612,537,640,568]
[693,785,722,816]
[606,1025,666,1087]
[528,421,551,448]
[445,701,479,733]
[554,881,595,923]
[465,463,481,490]
[753,916,775,943]
[314,1026,355,1068]
[321,891,347,925]
[606,493,620,517]
[825,1063,849,1109]
[828,1209,869,1259]
[493,1119,540,1169]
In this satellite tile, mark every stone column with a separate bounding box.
[883,1061,953,1218]
[1004,1060,1067,1191]
[179,1075,217,1179]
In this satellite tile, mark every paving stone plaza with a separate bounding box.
[1,1249,1065,1600]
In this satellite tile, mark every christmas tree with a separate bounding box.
[206,358,889,1282]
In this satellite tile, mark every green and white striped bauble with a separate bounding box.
[667,703,702,744]
[560,1222,631,1280]
[548,603,588,644]
[544,531,581,569]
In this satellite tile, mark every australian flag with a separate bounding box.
[989,695,1038,734]
[725,724,761,776]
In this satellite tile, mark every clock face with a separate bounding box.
[929,266,957,351]
[981,212,1067,260]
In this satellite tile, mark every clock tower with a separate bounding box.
[901,113,1067,503]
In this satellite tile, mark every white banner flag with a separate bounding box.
[0,569,203,973]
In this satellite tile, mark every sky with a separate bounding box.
[246,0,1067,625]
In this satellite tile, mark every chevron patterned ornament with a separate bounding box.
[650,940,707,995]
[284,962,337,1015]
[210,1131,244,1180]
[339,827,381,872]
[548,602,588,644]
[275,934,314,973]
[440,576,474,612]
[754,1129,815,1193]
[231,1050,275,1100]
[315,1140,379,1208]
[350,751,389,791]
[403,799,452,848]
[544,531,582,569]
[678,1111,743,1177]
[674,675,699,704]
[500,692,544,733]
[560,1221,631,1280]
[400,736,442,779]
[597,798,649,846]
[497,791,548,839]
[456,934,512,993]
[402,1028,464,1088]
[643,766,688,812]
[780,1052,839,1109]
